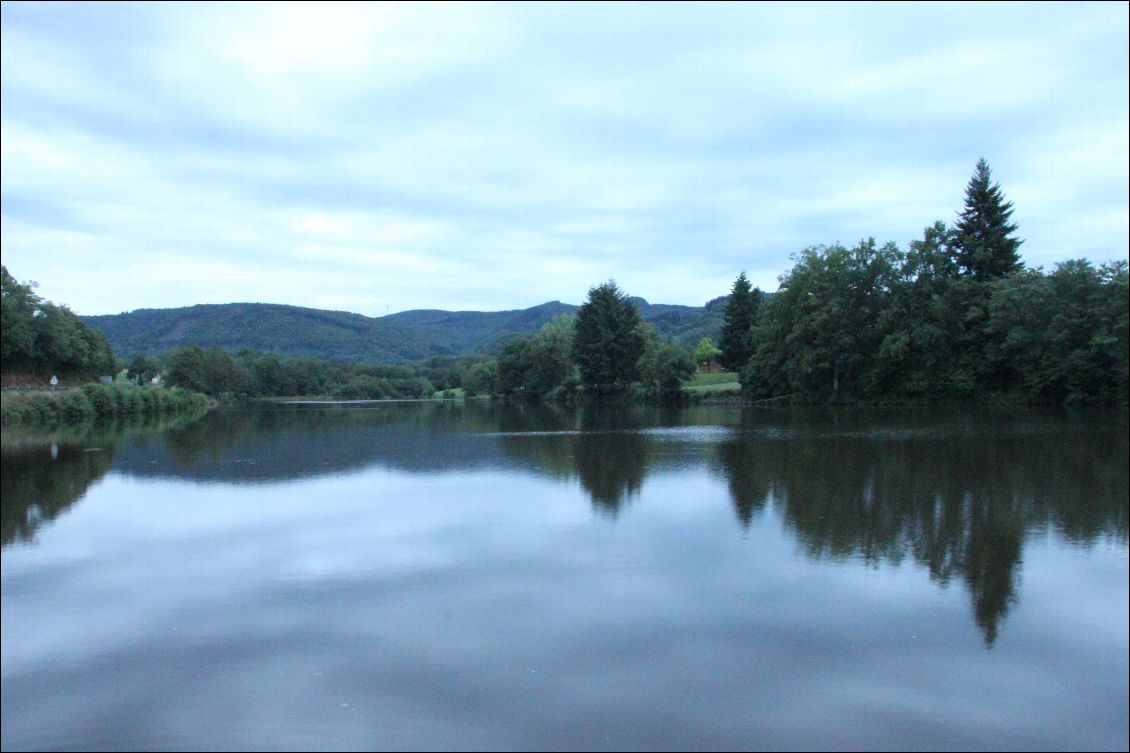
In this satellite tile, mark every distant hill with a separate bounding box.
[83,298,725,363]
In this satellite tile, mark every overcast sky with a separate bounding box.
[2,2,1127,317]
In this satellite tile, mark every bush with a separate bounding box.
[57,390,95,422]
[1,384,211,428]
[82,383,115,417]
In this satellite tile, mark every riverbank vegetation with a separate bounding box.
[725,160,1128,406]
[1,266,115,379]
[1,383,210,428]
[2,267,212,427]
[5,160,1125,410]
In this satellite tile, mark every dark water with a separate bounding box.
[2,403,1127,751]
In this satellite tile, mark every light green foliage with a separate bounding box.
[693,337,722,367]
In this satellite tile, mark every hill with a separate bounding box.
[83,298,725,364]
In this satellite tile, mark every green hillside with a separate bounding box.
[84,299,724,364]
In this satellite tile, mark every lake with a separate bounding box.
[2,402,1127,751]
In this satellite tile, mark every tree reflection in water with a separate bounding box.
[3,403,1125,646]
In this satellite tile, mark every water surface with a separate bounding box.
[2,403,1127,750]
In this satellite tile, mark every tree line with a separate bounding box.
[463,281,698,402]
[1,266,116,379]
[717,159,1128,405]
[131,346,452,400]
[5,159,1124,407]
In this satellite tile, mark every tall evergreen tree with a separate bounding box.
[571,280,646,392]
[719,272,759,371]
[951,159,1023,280]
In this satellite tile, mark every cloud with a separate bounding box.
[2,2,1127,315]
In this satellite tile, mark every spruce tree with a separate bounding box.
[571,280,646,392]
[951,159,1023,280]
[719,272,758,371]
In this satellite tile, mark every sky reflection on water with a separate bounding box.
[2,404,1127,751]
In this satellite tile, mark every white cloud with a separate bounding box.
[1,2,1126,316]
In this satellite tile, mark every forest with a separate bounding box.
[726,161,1128,406]
[3,160,1127,407]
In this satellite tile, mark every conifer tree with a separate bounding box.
[571,280,646,392]
[719,272,759,371]
[951,159,1023,280]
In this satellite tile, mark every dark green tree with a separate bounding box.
[496,316,574,399]
[640,338,696,399]
[166,345,208,393]
[1,266,115,377]
[744,239,900,402]
[1,266,39,368]
[951,159,1023,280]
[719,272,761,371]
[571,280,646,393]
[462,359,499,397]
[873,221,968,399]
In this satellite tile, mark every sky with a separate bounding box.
[1,2,1127,317]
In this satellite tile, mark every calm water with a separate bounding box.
[2,403,1127,751]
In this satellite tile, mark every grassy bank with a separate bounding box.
[683,371,741,396]
[1,383,211,428]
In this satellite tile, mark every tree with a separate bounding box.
[462,359,499,397]
[744,239,900,402]
[571,280,646,393]
[1,266,39,369]
[719,272,761,371]
[1,266,115,377]
[166,345,208,393]
[873,221,967,399]
[640,339,696,399]
[693,337,722,369]
[951,159,1023,280]
[496,315,574,399]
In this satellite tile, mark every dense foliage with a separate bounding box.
[460,287,698,402]
[736,161,1127,406]
[572,281,648,393]
[1,266,115,378]
[952,158,1023,280]
[159,345,442,400]
[693,337,722,368]
[9,158,1123,409]
[718,272,763,371]
[1,384,208,427]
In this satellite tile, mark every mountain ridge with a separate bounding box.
[83,298,726,363]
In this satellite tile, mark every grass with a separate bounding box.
[690,371,740,386]
[684,371,741,395]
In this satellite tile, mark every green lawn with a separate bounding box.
[690,371,739,386]
[684,372,741,394]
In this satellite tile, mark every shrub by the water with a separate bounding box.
[2,384,210,428]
